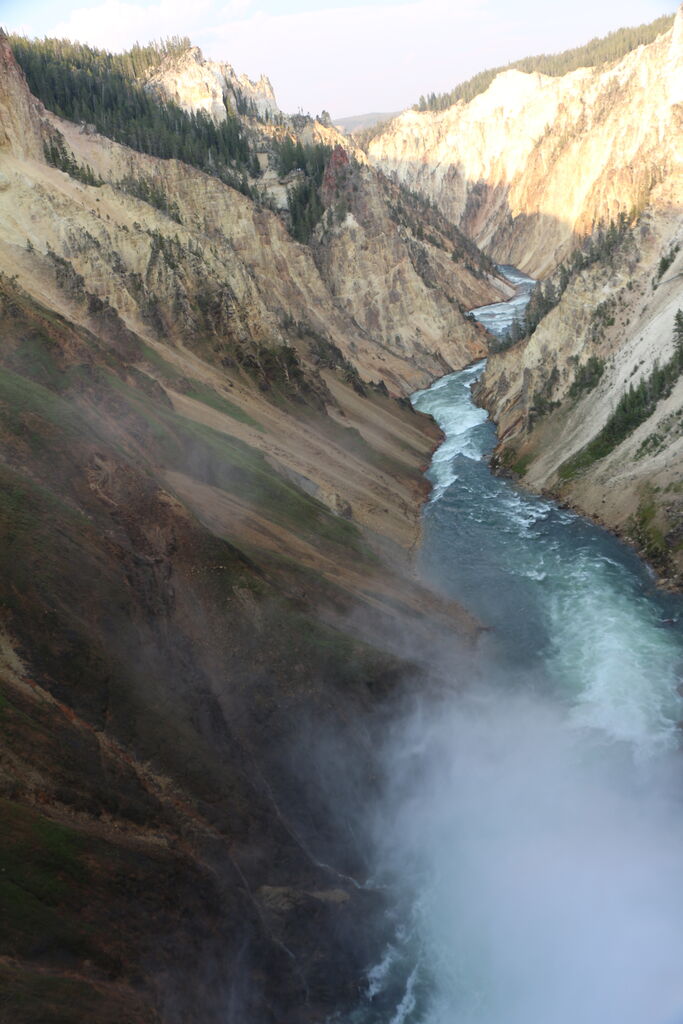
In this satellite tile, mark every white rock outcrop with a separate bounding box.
[144,46,280,122]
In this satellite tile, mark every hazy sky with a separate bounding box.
[3,0,678,117]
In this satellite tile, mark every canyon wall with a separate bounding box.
[476,182,683,586]
[366,8,683,581]
[369,9,683,276]
[0,34,482,1023]
[3,14,682,1019]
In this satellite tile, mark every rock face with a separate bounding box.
[368,9,683,276]
[6,14,681,1017]
[0,34,485,1024]
[0,51,505,393]
[0,30,43,160]
[145,45,280,121]
[313,146,501,379]
[365,7,683,582]
[475,182,683,585]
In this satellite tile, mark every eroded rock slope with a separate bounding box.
[369,9,683,276]
[0,34,483,1023]
[476,182,683,585]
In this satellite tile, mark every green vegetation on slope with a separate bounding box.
[9,35,256,194]
[387,182,495,280]
[628,487,671,571]
[493,215,633,354]
[654,242,681,284]
[558,310,683,479]
[568,355,605,399]
[274,138,333,242]
[115,172,182,221]
[414,13,674,112]
[275,137,331,179]
[43,132,103,187]
[0,801,87,961]
[129,389,368,552]
[287,177,325,242]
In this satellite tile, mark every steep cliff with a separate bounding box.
[0,29,43,160]
[6,32,509,394]
[368,9,683,276]
[364,8,683,584]
[0,34,482,1023]
[476,181,683,586]
[144,44,280,122]
[312,145,507,377]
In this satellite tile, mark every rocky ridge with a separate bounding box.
[368,9,683,276]
[144,44,280,122]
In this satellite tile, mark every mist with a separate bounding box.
[333,285,683,1024]
[365,680,683,1024]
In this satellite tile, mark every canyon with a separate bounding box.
[0,8,682,1021]
[0,33,487,1023]
[368,8,683,584]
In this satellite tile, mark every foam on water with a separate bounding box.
[415,358,683,753]
[412,363,489,500]
[343,268,683,1024]
[469,266,536,339]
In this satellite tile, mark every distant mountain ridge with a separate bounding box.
[414,10,676,111]
[334,111,399,134]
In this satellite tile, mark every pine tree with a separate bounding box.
[674,309,683,362]
[9,35,255,185]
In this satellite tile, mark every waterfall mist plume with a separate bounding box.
[319,301,683,1024]
[364,679,683,1024]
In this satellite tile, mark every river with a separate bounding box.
[342,268,683,1024]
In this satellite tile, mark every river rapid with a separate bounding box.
[343,268,683,1024]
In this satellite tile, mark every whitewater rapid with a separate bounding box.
[343,268,683,1024]
[413,361,683,753]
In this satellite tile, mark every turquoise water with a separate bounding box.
[344,270,683,1024]
[414,362,683,750]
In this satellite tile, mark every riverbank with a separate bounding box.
[486,431,683,593]
[475,207,683,591]
[348,357,683,1024]
[478,438,682,592]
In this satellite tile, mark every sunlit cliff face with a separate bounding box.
[368,10,683,276]
[144,45,280,123]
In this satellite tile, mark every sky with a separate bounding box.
[2,0,679,117]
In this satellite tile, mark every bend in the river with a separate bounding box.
[344,266,683,1024]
